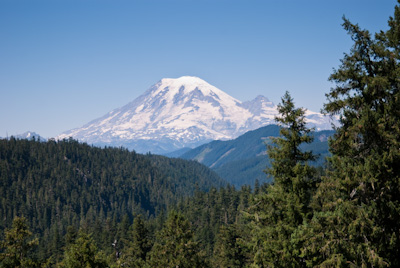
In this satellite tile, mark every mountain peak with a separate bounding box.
[57,77,334,154]
[153,76,226,98]
[254,95,271,102]
[14,131,46,141]
[161,76,207,84]
[158,76,210,90]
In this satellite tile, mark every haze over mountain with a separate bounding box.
[57,76,334,154]
[179,125,334,188]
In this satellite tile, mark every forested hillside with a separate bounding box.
[0,137,225,263]
[181,125,333,187]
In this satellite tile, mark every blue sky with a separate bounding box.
[0,0,396,138]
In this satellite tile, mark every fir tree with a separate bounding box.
[212,224,248,268]
[147,211,207,268]
[248,91,317,267]
[295,2,400,266]
[0,216,39,268]
[118,215,152,268]
[58,231,108,268]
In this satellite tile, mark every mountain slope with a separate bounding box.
[0,137,225,217]
[57,76,335,154]
[181,125,281,168]
[180,125,334,187]
[0,137,226,259]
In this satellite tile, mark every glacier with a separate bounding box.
[57,76,335,154]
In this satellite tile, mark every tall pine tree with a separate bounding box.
[147,211,207,268]
[248,91,317,267]
[117,215,152,268]
[58,231,108,268]
[0,217,39,268]
[295,2,400,266]
[212,224,248,268]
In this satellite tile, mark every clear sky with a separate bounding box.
[0,0,396,138]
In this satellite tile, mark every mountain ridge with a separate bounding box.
[57,76,335,154]
[180,125,335,187]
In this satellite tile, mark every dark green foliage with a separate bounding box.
[266,92,316,184]
[248,91,317,267]
[175,185,252,257]
[58,231,108,268]
[147,211,207,268]
[0,216,39,268]
[147,154,226,194]
[0,185,253,267]
[117,215,152,268]
[293,2,400,266]
[212,224,249,268]
[0,137,224,263]
[64,226,77,246]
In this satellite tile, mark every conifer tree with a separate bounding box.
[266,91,316,220]
[0,216,39,268]
[248,91,316,267]
[118,215,152,268]
[64,226,78,246]
[58,231,108,268]
[212,224,248,268]
[295,2,400,266]
[147,210,207,268]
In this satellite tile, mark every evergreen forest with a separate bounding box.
[2,2,400,267]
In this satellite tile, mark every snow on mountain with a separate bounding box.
[14,131,47,141]
[57,76,334,154]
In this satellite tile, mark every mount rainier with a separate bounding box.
[57,76,334,154]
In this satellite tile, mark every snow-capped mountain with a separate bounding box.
[14,131,46,141]
[57,76,334,154]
